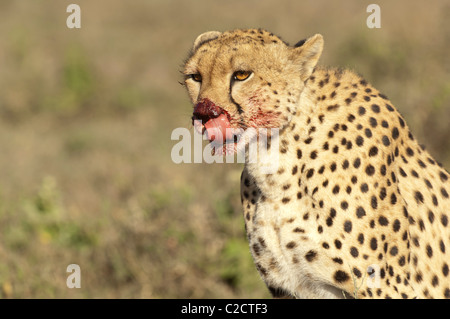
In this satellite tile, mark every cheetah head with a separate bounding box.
[183,29,323,155]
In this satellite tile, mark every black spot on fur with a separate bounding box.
[305,250,317,262]
[392,127,399,140]
[334,270,350,283]
[414,191,424,204]
[356,206,366,218]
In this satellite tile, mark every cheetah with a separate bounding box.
[183,28,450,299]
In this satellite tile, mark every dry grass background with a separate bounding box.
[0,0,448,298]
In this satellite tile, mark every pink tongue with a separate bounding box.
[204,113,232,143]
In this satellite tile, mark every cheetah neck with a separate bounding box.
[244,81,318,199]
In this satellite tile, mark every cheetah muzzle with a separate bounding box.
[183,28,450,299]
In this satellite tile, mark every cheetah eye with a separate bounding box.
[190,74,202,82]
[233,70,252,81]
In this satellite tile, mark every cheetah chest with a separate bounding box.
[242,163,339,297]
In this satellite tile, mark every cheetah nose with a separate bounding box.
[192,98,222,123]
[192,98,232,143]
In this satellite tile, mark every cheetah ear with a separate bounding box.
[291,34,324,82]
[193,31,222,52]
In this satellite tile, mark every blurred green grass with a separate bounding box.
[0,0,448,298]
